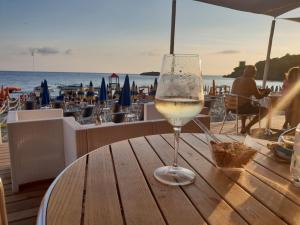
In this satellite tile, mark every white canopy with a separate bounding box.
[168,0,300,87]
[192,1,300,87]
[194,0,300,17]
[282,17,300,22]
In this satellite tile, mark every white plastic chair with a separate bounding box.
[219,94,261,134]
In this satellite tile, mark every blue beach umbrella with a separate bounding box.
[78,83,84,97]
[40,81,44,95]
[118,91,122,105]
[56,95,64,101]
[131,81,136,96]
[86,81,95,97]
[119,75,131,107]
[99,77,107,101]
[41,87,47,106]
[154,78,158,92]
[131,81,138,96]
[40,81,44,101]
[44,80,50,102]
[41,80,50,106]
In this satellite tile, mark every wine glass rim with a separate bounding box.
[164,54,199,57]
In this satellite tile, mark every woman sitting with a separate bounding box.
[284,67,300,128]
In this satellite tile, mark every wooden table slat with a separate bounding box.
[129,137,208,225]
[225,134,292,181]
[84,146,124,225]
[182,133,300,225]
[111,140,166,225]
[145,135,249,225]
[46,156,87,225]
[198,134,300,193]
[222,134,300,206]
[246,163,300,206]
[42,134,300,225]
[161,134,287,225]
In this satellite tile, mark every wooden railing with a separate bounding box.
[72,115,210,158]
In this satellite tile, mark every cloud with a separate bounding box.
[215,50,240,54]
[65,49,72,55]
[28,47,73,56]
[29,47,60,55]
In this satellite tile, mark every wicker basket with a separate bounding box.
[209,141,257,169]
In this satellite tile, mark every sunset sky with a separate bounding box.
[1,0,300,75]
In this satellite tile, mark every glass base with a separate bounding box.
[154,166,196,186]
[292,178,300,188]
[217,166,244,172]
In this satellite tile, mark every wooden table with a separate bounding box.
[37,134,300,225]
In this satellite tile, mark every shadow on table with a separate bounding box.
[251,128,283,141]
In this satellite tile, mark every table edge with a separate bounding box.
[37,134,266,225]
[36,153,88,225]
[35,133,233,225]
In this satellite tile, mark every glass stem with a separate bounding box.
[173,126,181,167]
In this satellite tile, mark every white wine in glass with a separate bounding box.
[154,54,204,186]
[155,98,203,127]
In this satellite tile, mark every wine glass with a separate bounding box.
[154,54,204,186]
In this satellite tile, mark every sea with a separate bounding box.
[0,71,283,96]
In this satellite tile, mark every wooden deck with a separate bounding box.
[0,143,51,225]
[0,114,286,225]
[211,114,285,135]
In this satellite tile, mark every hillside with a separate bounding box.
[140,71,160,76]
[224,54,300,81]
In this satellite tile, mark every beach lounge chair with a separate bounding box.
[111,112,125,123]
[79,105,95,124]
[24,100,34,110]
[219,94,261,134]
[53,101,63,109]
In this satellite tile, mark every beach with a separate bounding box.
[0,71,283,95]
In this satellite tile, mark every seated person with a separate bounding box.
[281,72,289,129]
[282,67,299,129]
[231,65,270,134]
[285,66,300,128]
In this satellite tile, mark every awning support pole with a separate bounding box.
[170,0,176,54]
[262,19,276,88]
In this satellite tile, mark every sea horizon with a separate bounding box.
[0,70,224,77]
[0,70,283,97]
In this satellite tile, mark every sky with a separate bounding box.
[1,0,300,75]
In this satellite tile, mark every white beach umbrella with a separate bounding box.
[193,1,300,17]
[282,17,300,23]
[169,0,300,87]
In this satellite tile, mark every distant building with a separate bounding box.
[229,61,246,77]
[239,61,246,67]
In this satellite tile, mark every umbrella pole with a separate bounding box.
[170,0,176,54]
[262,19,276,88]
